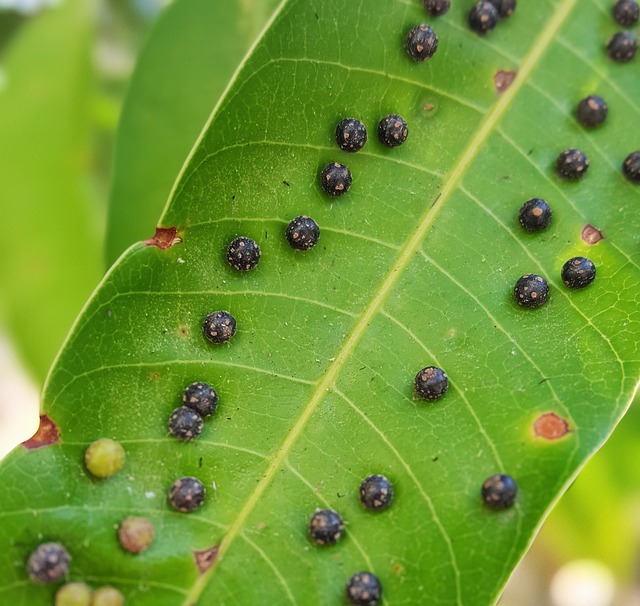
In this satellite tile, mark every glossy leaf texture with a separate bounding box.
[105,0,279,265]
[2,0,640,604]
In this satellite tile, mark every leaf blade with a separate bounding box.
[2,0,640,604]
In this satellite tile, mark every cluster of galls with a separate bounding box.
[565,94,639,185]
[168,381,219,441]
[514,196,597,309]
[26,542,124,604]
[468,0,516,35]
[306,473,394,605]
[321,114,409,200]
[607,0,638,62]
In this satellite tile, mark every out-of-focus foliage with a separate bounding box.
[0,0,102,382]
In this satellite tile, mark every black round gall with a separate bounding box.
[606,31,637,62]
[168,406,203,441]
[27,542,71,583]
[320,162,352,197]
[335,118,367,153]
[308,508,344,545]
[346,571,382,606]
[183,382,218,418]
[561,257,596,289]
[378,114,408,148]
[203,311,236,344]
[513,274,549,308]
[622,150,640,183]
[487,0,516,17]
[286,216,320,251]
[168,476,206,513]
[405,24,438,62]
[481,474,518,509]
[518,198,552,232]
[414,366,448,401]
[556,149,589,180]
[468,1,499,34]
[226,236,261,271]
[359,474,394,511]
[422,0,450,16]
[613,0,639,26]
[576,95,608,127]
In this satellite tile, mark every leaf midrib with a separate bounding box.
[181,0,578,602]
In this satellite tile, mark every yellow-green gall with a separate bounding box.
[117,517,155,554]
[84,438,125,479]
[92,587,124,606]
[55,582,93,606]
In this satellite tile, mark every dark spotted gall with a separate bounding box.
[513,274,549,308]
[203,310,236,344]
[378,114,408,148]
[613,0,639,26]
[518,198,552,232]
[487,0,516,18]
[422,0,450,16]
[576,95,608,127]
[55,582,92,606]
[622,150,640,183]
[405,25,438,62]
[27,542,71,583]
[308,508,345,545]
[359,474,394,511]
[561,257,596,289]
[118,516,155,554]
[346,571,383,606]
[183,382,218,418]
[481,474,518,509]
[556,148,589,180]
[414,366,448,401]
[92,587,124,606]
[286,216,320,251]
[320,162,352,197]
[168,406,203,441]
[606,31,637,62]
[226,236,261,271]
[335,118,367,152]
[468,1,499,34]
[168,476,206,513]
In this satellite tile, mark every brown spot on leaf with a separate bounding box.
[150,372,160,381]
[581,224,604,245]
[534,412,570,440]
[194,545,219,574]
[22,415,60,450]
[144,227,182,250]
[494,70,517,93]
[423,102,434,111]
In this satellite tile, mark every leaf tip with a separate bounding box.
[22,414,60,450]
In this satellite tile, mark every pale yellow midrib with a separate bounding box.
[182,1,578,603]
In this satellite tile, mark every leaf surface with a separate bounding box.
[105,0,279,264]
[2,0,639,604]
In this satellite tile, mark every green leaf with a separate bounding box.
[105,0,280,265]
[2,0,639,603]
[0,0,103,381]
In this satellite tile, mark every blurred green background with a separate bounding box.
[0,2,637,605]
